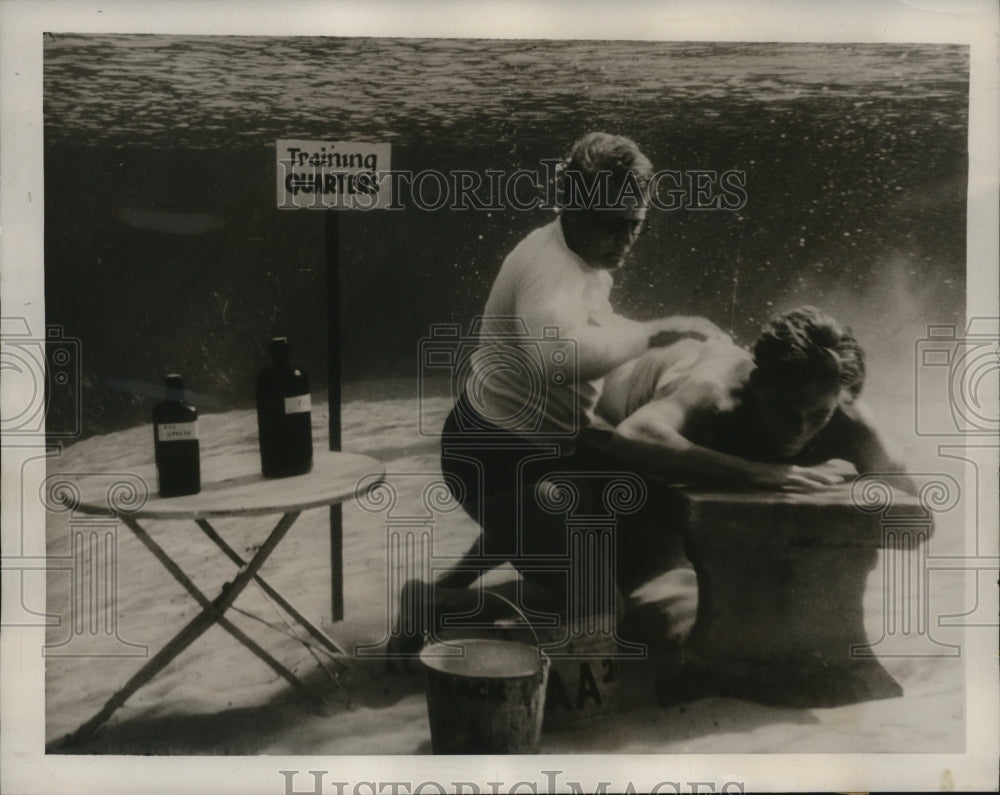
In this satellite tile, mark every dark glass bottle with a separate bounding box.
[153,374,201,498]
[256,337,313,478]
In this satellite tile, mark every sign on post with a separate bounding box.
[276,139,393,210]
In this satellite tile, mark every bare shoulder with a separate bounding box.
[662,338,751,413]
[608,338,749,431]
[599,340,701,424]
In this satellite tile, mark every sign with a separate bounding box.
[276,139,392,210]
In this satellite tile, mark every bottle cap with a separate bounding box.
[271,337,290,364]
[164,374,184,401]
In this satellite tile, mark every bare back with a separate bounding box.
[598,337,752,427]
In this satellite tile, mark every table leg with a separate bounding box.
[56,511,309,747]
[330,504,344,622]
[194,518,347,656]
[120,515,324,696]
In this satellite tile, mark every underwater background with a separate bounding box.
[43,36,968,438]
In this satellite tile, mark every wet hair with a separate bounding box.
[752,306,866,397]
[559,132,653,210]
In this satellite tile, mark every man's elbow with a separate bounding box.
[613,417,647,445]
[613,416,683,451]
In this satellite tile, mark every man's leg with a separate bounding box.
[387,472,556,662]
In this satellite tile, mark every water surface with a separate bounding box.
[43,36,969,438]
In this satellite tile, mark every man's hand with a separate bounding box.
[745,460,848,492]
[647,315,729,348]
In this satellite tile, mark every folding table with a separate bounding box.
[52,448,383,746]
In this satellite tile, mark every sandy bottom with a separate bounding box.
[44,397,967,755]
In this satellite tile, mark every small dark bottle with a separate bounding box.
[256,337,313,478]
[153,374,201,498]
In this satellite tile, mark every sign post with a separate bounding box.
[325,210,343,620]
[277,139,392,621]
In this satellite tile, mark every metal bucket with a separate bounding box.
[420,638,550,754]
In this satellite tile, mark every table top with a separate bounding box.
[61,448,385,520]
[666,482,930,546]
[674,482,921,510]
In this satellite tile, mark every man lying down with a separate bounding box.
[596,303,915,494]
[389,305,915,659]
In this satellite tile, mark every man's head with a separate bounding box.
[748,306,866,457]
[558,132,654,271]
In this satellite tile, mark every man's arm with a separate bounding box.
[836,398,918,495]
[560,313,667,381]
[608,387,846,492]
[551,312,727,382]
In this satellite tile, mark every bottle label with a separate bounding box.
[157,421,199,442]
[284,394,311,415]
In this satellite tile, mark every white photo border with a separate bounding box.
[2,0,997,792]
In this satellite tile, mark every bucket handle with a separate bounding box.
[482,588,544,651]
